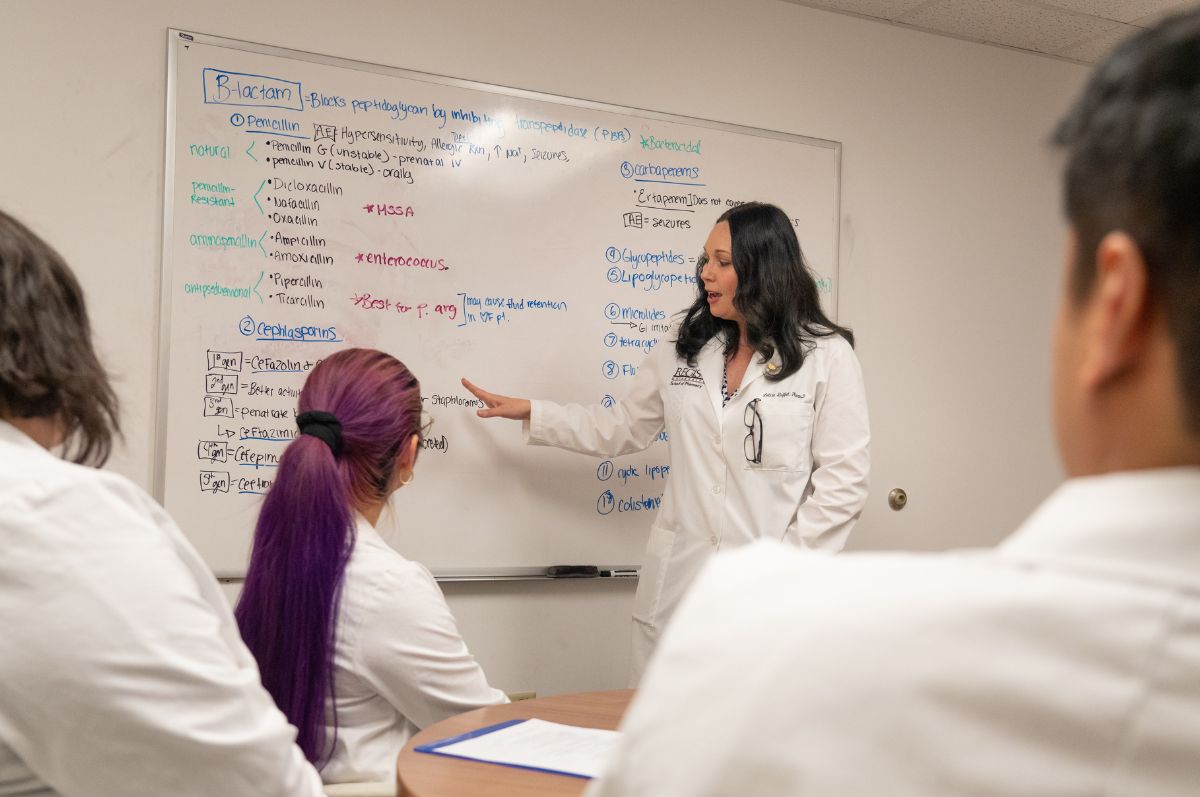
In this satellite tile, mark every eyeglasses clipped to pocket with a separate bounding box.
[743,398,815,472]
[743,399,764,464]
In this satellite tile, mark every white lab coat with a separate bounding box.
[587,468,1200,796]
[0,421,323,797]
[322,517,507,784]
[527,333,869,678]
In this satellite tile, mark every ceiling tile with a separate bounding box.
[1036,0,1194,24]
[897,0,1122,53]
[783,0,932,21]
[1054,22,1141,62]
[1129,1,1200,26]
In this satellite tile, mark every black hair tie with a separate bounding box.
[296,411,343,456]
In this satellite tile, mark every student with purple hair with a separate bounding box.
[235,348,507,785]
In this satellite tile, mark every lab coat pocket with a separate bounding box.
[750,401,815,472]
[631,521,677,627]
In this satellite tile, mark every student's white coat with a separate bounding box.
[0,421,324,797]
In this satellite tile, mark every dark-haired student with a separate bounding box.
[0,209,324,796]
[588,9,1200,796]
[464,202,870,681]
[236,347,506,785]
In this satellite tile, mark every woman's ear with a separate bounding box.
[404,432,420,468]
[392,433,422,489]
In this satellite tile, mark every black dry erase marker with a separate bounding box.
[546,565,600,578]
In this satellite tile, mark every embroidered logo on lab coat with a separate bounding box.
[669,367,704,388]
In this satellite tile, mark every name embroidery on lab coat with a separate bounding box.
[670,367,704,388]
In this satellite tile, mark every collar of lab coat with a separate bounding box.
[738,347,784,398]
[1000,467,1200,593]
[695,337,785,419]
[352,512,393,553]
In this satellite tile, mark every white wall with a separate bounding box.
[3,0,1087,695]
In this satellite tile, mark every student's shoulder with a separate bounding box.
[345,530,445,609]
[342,538,458,661]
[0,453,208,621]
[635,541,1045,716]
[0,451,165,533]
[683,540,1020,637]
[735,538,1009,586]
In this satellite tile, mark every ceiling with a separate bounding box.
[782,0,1199,64]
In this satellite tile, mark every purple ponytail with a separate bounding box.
[236,348,422,766]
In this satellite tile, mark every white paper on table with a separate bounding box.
[415,718,622,779]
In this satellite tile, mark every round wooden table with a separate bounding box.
[397,689,634,796]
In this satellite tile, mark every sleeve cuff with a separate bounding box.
[523,400,547,445]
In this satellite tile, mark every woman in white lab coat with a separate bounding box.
[0,209,325,797]
[463,202,870,679]
[236,348,507,785]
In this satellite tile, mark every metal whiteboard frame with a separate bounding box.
[156,29,843,579]
[218,565,642,584]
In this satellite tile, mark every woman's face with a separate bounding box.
[701,221,743,324]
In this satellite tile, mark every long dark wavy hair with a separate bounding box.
[675,202,852,381]
[235,348,423,768]
[0,210,120,464]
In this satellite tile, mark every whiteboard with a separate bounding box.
[158,30,841,577]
